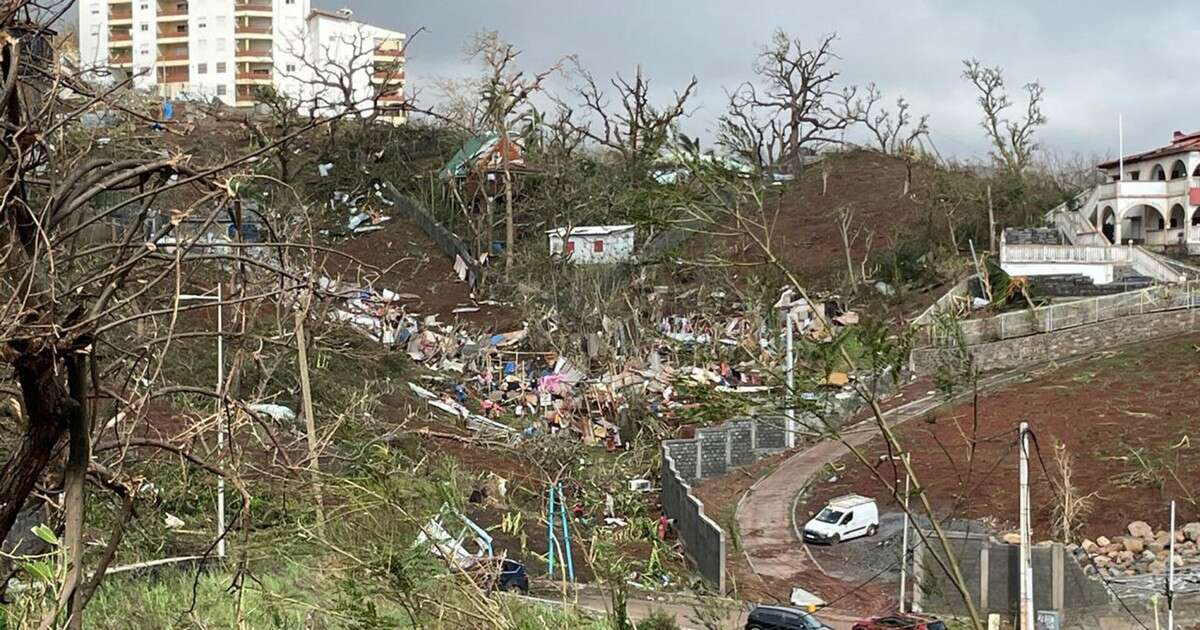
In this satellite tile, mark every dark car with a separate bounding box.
[745,605,831,630]
[497,559,529,594]
[852,613,947,630]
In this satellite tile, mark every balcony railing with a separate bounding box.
[236,72,271,81]
[159,71,189,83]
[235,49,271,58]
[234,25,271,35]
[109,31,132,41]
[158,52,189,61]
[109,54,132,64]
[373,71,405,81]
[109,10,132,20]
[374,48,404,58]
[234,0,272,10]
[158,7,188,17]
[158,29,188,39]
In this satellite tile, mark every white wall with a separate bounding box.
[78,0,108,80]
[548,230,636,264]
[1000,261,1113,285]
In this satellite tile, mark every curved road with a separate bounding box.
[736,370,1030,606]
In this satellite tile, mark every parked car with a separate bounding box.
[745,605,831,630]
[852,613,947,630]
[802,494,879,545]
[497,558,529,593]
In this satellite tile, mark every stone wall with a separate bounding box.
[912,308,1200,375]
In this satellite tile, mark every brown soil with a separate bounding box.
[320,216,520,331]
[805,333,1200,542]
[692,150,939,289]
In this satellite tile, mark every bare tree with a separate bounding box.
[562,62,697,166]
[726,31,860,172]
[277,23,418,127]
[962,59,1046,175]
[0,5,354,625]
[465,30,561,276]
[855,82,929,156]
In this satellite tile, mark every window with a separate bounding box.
[198,20,207,29]
[216,62,226,73]
[140,23,149,31]
[285,0,295,4]
[197,63,207,74]
[175,25,186,33]
[593,239,604,253]
[1128,170,1140,181]
[217,85,227,95]
[139,3,148,9]
[197,38,207,50]
[215,37,226,51]
[839,512,852,525]
[286,64,296,72]
[90,3,99,14]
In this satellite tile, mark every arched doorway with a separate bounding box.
[1101,205,1117,243]
[1123,204,1167,245]
[1170,204,1187,245]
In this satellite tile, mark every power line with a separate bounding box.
[1026,428,1152,630]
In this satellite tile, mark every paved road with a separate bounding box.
[524,589,859,629]
[736,370,1032,607]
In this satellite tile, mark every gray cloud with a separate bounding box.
[325,0,1200,163]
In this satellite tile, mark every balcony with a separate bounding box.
[109,53,133,66]
[158,68,189,83]
[109,8,132,22]
[374,47,405,59]
[109,30,132,42]
[234,24,272,39]
[157,28,189,43]
[236,71,272,85]
[234,0,272,15]
[158,51,189,66]
[235,48,272,62]
[156,8,189,21]
[372,70,405,84]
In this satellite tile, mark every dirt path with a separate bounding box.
[735,370,1030,610]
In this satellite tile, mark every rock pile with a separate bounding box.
[1072,521,1200,578]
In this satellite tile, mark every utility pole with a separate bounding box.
[1019,422,1034,630]
[899,452,912,612]
[784,307,795,448]
[1168,499,1176,630]
[216,284,225,559]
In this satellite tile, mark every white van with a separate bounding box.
[802,494,879,545]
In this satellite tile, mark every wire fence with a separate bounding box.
[916,281,1200,347]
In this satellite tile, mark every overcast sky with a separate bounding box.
[322,1,1199,162]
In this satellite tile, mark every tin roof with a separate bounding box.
[545,225,636,237]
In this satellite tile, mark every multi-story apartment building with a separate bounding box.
[78,1,406,124]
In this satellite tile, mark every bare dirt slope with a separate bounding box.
[803,333,1200,542]
[690,150,941,289]
[320,217,519,330]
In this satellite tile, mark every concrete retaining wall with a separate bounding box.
[912,307,1200,375]
[912,531,1110,617]
[660,415,792,592]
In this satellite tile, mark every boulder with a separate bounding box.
[1081,539,1098,553]
[1154,531,1171,546]
[1128,521,1154,540]
[1096,536,1111,547]
[1183,522,1200,543]
[1149,543,1166,555]
[1122,537,1145,554]
[1002,532,1021,545]
[1149,561,1166,573]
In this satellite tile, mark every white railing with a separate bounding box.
[1002,243,1128,264]
[916,280,1200,347]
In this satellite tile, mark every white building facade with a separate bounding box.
[1086,131,1200,249]
[78,1,405,123]
[547,225,636,264]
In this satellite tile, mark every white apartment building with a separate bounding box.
[78,1,406,123]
